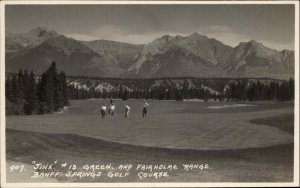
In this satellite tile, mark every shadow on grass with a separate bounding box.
[249,113,294,134]
[6,128,294,182]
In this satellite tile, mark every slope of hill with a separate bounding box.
[83,40,144,69]
[128,33,233,75]
[173,33,234,65]
[131,46,228,78]
[6,35,125,77]
[220,40,294,79]
[6,27,58,53]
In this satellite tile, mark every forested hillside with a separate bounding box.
[6,62,69,115]
[67,76,294,102]
[5,64,294,116]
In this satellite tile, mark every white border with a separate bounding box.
[1,0,300,4]
[294,0,299,186]
[0,1,6,187]
[0,1,299,187]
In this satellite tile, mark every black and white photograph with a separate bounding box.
[0,1,299,187]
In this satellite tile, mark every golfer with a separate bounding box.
[109,103,116,116]
[142,100,149,117]
[124,105,130,118]
[100,104,107,119]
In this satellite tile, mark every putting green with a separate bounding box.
[6,99,294,150]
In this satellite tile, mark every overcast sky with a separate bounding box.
[5,4,295,50]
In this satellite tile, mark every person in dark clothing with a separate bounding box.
[142,100,149,117]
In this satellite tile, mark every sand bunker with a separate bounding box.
[207,104,257,109]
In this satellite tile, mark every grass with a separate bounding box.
[6,128,293,182]
[6,99,294,182]
[250,113,294,134]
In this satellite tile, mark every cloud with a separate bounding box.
[90,25,129,38]
[64,33,99,41]
[195,25,233,34]
[194,25,250,47]
[86,25,249,47]
[258,40,294,51]
[105,32,185,44]
[190,25,294,50]
[193,25,294,50]
[75,25,185,44]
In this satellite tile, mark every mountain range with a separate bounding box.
[5,27,294,79]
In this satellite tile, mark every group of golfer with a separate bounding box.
[100,98,149,119]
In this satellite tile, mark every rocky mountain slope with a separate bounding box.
[220,40,294,79]
[5,27,294,79]
[83,40,144,69]
[6,35,125,77]
[6,27,58,54]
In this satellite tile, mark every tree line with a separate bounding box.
[68,84,210,101]
[6,64,294,116]
[68,78,294,102]
[6,62,69,115]
[224,78,294,102]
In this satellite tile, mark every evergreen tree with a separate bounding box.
[118,85,123,99]
[175,88,183,101]
[5,76,13,102]
[102,89,107,99]
[37,73,48,113]
[247,82,255,101]
[6,62,70,115]
[53,71,64,111]
[122,89,128,100]
[203,89,210,102]
[182,80,190,99]
[11,75,20,103]
[288,77,294,100]
[59,71,69,106]
[17,70,25,104]
[24,71,38,114]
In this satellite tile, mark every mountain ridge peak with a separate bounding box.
[6,27,294,80]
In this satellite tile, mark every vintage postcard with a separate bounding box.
[0,0,299,187]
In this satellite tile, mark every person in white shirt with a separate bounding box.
[100,104,107,119]
[109,103,116,116]
[124,105,130,118]
[142,100,149,117]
